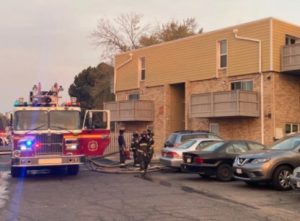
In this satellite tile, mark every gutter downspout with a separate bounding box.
[233,29,264,144]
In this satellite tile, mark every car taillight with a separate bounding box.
[195,157,204,164]
[166,152,180,158]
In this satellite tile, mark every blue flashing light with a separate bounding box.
[26,140,33,147]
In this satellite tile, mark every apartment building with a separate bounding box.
[104,17,300,149]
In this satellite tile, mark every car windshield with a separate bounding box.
[49,111,81,130]
[13,110,48,130]
[270,136,300,150]
[201,141,224,152]
[177,140,198,149]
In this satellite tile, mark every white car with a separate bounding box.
[290,167,300,190]
[160,138,221,169]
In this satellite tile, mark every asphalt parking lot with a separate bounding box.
[97,153,300,219]
[1,151,299,220]
[146,167,300,220]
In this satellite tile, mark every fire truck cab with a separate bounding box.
[8,83,110,177]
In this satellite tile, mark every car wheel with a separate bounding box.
[272,165,292,190]
[216,164,233,181]
[67,165,79,176]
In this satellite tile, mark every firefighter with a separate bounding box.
[137,130,152,174]
[118,129,127,167]
[130,132,140,166]
[147,128,154,163]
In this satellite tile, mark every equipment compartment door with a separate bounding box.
[80,110,110,157]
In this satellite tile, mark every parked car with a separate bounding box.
[164,130,221,148]
[181,140,265,181]
[160,138,222,169]
[290,167,300,191]
[233,134,300,190]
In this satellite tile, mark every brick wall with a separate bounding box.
[115,71,300,149]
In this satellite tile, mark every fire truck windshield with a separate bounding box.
[49,110,81,130]
[14,111,48,131]
[13,110,81,131]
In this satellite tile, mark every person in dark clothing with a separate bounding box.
[130,132,140,166]
[137,130,152,174]
[118,129,126,166]
[147,129,154,162]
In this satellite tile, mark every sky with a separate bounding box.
[1,0,300,113]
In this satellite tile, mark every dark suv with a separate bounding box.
[164,130,221,148]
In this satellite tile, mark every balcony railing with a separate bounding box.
[104,100,154,122]
[282,43,300,72]
[190,90,259,118]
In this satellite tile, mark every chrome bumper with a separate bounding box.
[11,155,85,167]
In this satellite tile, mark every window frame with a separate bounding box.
[218,39,227,69]
[231,80,253,91]
[285,35,298,45]
[139,57,146,81]
[285,123,299,134]
[127,93,140,100]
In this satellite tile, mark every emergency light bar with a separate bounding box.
[14,83,70,107]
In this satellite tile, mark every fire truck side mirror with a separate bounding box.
[88,112,93,129]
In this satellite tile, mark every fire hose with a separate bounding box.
[85,151,162,174]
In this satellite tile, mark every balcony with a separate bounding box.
[282,44,300,72]
[190,90,259,118]
[104,100,154,122]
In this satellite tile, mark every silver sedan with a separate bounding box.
[160,138,221,169]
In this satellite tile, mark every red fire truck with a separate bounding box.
[8,83,110,177]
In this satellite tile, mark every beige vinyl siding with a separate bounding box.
[228,19,270,76]
[115,18,273,92]
[272,19,300,72]
[147,35,216,86]
[115,53,138,91]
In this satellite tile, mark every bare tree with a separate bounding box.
[140,18,203,47]
[91,13,203,61]
[90,12,149,60]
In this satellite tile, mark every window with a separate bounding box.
[139,57,146,81]
[285,123,298,134]
[196,140,217,150]
[285,35,298,45]
[128,93,140,100]
[271,136,300,150]
[226,142,248,154]
[218,40,227,68]
[248,142,265,151]
[231,80,253,91]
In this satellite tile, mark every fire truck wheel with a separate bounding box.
[11,167,26,178]
[67,165,79,175]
